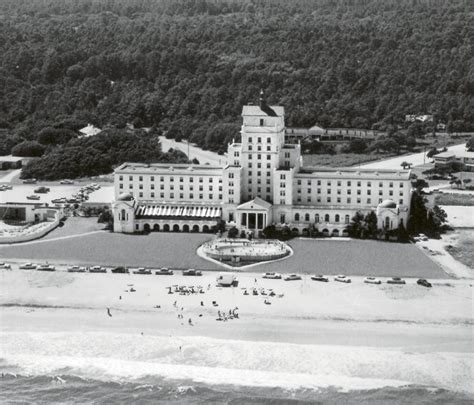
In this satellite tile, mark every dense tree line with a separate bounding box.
[21,129,189,180]
[0,0,472,157]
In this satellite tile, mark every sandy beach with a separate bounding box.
[1,269,472,394]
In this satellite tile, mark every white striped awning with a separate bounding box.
[135,204,222,219]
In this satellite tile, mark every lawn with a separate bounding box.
[0,219,447,278]
[445,230,474,270]
[434,193,474,206]
[303,153,392,168]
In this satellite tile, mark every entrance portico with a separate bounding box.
[236,197,272,236]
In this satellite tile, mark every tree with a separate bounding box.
[467,137,474,152]
[347,211,365,238]
[400,161,412,169]
[364,211,378,238]
[411,178,429,191]
[11,141,45,157]
[227,227,239,238]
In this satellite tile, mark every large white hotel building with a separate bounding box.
[113,94,412,236]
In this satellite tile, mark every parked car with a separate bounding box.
[132,267,152,275]
[155,268,173,275]
[0,262,12,270]
[111,266,129,274]
[59,179,74,184]
[417,278,432,288]
[52,198,68,204]
[387,277,406,285]
[334,275,351,283]
[37,264,55,271]
[311,274,329,282]
[26,195,40,200]
[284,274,302,281]
[183,269,202,276]
[418,233,428,241]
[262,272,282,279]
[34,186,50,193]
[89,265,107,273]
[22,178,37,184]
[364,276,381,285]
[19,262,37,270]
[67,265,86,273]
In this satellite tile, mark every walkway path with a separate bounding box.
[0,229,107,247]
[159,136,226,166]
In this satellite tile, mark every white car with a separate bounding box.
[334,275,351,283]
[89,266,107,273]
[19,262,37,270]
[67,265,86,273]
[311,274,329,282]
[262,272,282,279]
[364,276,381,285]
[37,264,56,271]
[59,179,74,185]
[0,262,12,270]
[284,274,302,281]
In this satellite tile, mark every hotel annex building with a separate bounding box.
[113,96,412,237]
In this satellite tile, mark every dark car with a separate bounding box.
[417,278,432,288]
[387,277,406,285]
[34,186,50,193]
[111,266,129,274]
[183,269,202,276]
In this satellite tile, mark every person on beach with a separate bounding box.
[188,318,193,326]
[106,307,112,317]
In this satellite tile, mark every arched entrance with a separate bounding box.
[144,223,150,232]
[182,224,190,232]
[172,224,180,232]
[202,225,210,233]
[192,224,200,233]
[322,229,329,236]
[332,229,340,237]
[163,224,170,232]
[153,224,160,231]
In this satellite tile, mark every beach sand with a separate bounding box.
[1,270,472,394]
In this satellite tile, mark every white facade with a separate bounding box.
[113,95,412,236]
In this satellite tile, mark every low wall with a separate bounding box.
[207,251,289,263]
[0,216,60,244]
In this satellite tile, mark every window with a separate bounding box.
[317,188,321,194]
[307,188,311,194]
[399,182,404,187]
[337,189,341,195]
[199,194,203,199]
[327,189,331,194]
[151,184,155,190]
[267,187,271,192]
[160,176,164,182]
[307,180,311,186]
[307,197,311,203]
[327,197,331,203]
[160,192,164,198]
[389,182,393,188]
[357,190,361,195]
[257,154,261,160]
[337,181,341,186]
[347,181,351,186]
[317,197,321,202]
[170,177,174,182]
[260,119,264,126]
[347,197,351,203]
[190,177,193,182]
[280,182,285,188]
[139,184,143,190]
[234,151,239,157]
[129,184,133,189]
[129,175,133,181]
[209,194,213,199]
[257,163,261,168]
[209,186,213,191]
[327,181,332,186]
[229,173,234,179]
[139,192,143,198]
[248,163,252,168]
[315,214,320,223]
[248,137,252,143]
[367,198,371,204]
[399,191,403,196]
[280,213,285,223]
[294,213,300,221]
[284,152,290,158]
[267,146,271,151]
[317,180,321,186]
[199,177,203,183]
[257,137,261,143]
[119,175,123,181]
[267,155,271,160]
[357,198,361,203]
[297,180,301,185]
[367,181,371,187]
[160,185,164,190]
[199,185,203,191]
[399,199,403,204]
[367,190,371,195]
[119,184,123,189]
[267,137,271,143]
[170,192,174,198]
[180,177,183,182]
[347,189,351,195]
[280,190,285,196]
[389,190,393,196]
[335,214,340,223]
[180,193,183,199]
[229,189,234,195]
[379,182,383,187]
[151,192,155,198]
[280,174,286,180]
[337,197,341,203]
[280,199,285,205]
[305,213,310,221]
[379,190,383,196]
[325,214,330,222]
[257,146,261,151]
[297,197,301,202]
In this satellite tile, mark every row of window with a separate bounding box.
[118,175,222,183]
[293,213,351,224]
[296,188,403,196]
[248,136,272,143]
[119,184,223,192]
[294,179,405,188]
[293,196,404,205]
[131,192,224,200]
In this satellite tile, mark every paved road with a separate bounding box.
[159,136,226,166]
[360,143,467,170]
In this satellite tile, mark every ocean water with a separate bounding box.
[1,332,472,404]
